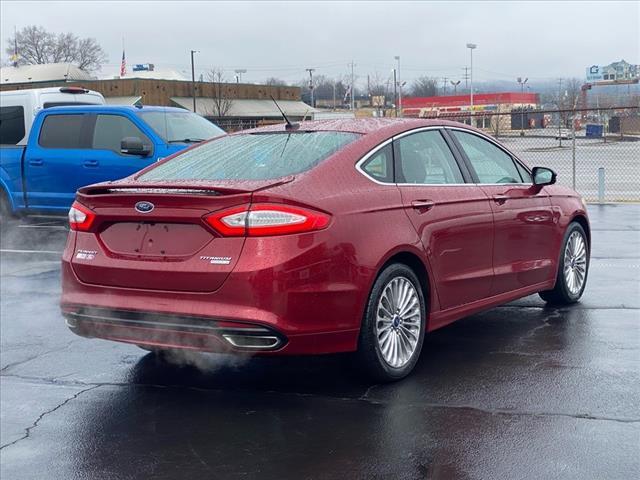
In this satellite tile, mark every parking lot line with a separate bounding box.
[0,249,62,255]
[17,224,68,230]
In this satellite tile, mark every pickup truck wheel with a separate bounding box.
[0,191,17,223]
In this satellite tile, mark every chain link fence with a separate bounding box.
[441,106,640,202]
[212,107,639,202]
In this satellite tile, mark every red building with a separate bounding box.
[402,92,539,118]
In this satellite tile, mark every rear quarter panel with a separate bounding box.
[248,134,434,331]
[0,146,26,210]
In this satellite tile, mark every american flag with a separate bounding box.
[120,49,126,77]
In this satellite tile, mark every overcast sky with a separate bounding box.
[1,0,638,87]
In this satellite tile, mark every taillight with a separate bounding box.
[205,204,330,237]
[68,201,96,231]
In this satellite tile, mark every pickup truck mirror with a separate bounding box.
[120,137,151,157]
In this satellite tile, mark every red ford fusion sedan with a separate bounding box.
[61,118,590,381]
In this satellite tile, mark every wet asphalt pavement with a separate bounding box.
[1,205,638,480]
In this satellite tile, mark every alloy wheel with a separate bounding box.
[375,276,422,368]
[563,230,588,295]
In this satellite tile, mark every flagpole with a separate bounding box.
[120,37,126,77]
[13,25,18,67]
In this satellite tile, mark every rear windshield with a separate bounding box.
[139,131,361,181]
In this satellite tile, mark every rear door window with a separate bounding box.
[92,114,152,154]
[140,131,361,181]
[38,114,87,149]
[395,130,464,184]
[0,106,26,145]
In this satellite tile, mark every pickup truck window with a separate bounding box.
[39,114,86,149]
[139,111,224,143]
[0,106,25,145]
[92,114,151,154]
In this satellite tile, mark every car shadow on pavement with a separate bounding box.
[123,301,570,400]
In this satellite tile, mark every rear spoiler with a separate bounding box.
[79,177,295,196]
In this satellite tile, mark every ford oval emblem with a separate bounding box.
[135,201,155,213]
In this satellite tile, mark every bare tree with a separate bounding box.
[6,25,107,72]
[205,68,234,118]
[545,78,582,127]
[297,74,348,104]
[75,37,108,71]
[263,77,288,86]
[368,71,388,97]
[410,76,439,97]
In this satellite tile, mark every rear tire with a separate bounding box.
[356,263,426,382]
[539,222,589,305]
[0,190,16,225]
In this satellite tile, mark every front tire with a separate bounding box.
[356,263,426,382]
[539,222,589,304]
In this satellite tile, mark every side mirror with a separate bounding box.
[120,137,151,156]
[532,166,557,186]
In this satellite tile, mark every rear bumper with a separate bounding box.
[61,305,359,355]
[60,220,379,355]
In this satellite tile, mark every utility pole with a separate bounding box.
[466,43,477,126]
[306,68,315,107]
[394,56,402,116]
[462,67,470,89]
[393,68,398,117]
[349,61,355,111]
[332,80,337,110]
[190,50,198,113]
[517,77,528,136]
[442,77,448,95]
[451,80,461,95]
[558,78,563,147]
[234,69,247,84]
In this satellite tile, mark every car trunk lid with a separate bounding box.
[70,180,290,292]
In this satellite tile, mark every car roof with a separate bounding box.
[241,117,481,139]
[41,105,188,114]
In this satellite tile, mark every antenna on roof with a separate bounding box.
[270,95,299,130]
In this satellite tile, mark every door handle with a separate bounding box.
[84,160,99,167]
[492,194,508,204]
[411,199,435,211]
[28,158,43,166]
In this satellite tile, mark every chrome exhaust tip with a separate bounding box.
[222,334,282,350]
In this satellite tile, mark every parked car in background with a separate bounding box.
[0,105,225,217]
[60,118,590,381]
[0,86,105,144]
[554,128,574,140]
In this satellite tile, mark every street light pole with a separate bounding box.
[190,50,198,113]
[466,43,477,126]
[349,61,355,111]
[450,80,461,95]
[393,68,398,117]
[394,56,402,117]
[517,77,528,136]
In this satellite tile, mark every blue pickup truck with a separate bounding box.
[0,105,224,217]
